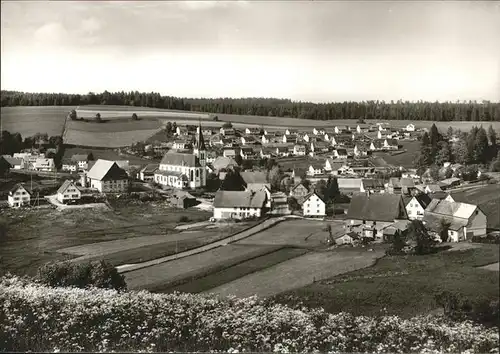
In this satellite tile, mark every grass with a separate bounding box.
[63,128,162,148]
[1,106,73,137]
[205,247,385,299]
[0,203,211,276]
[373,140,421,169]
[273,245,500,318]
[65,117,161,132]
[123,244,278,291]
[166,247,308,294]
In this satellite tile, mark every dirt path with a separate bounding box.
[116,216,290,273]
[204,248,385,298]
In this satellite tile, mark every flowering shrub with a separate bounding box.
[1,275,498,353]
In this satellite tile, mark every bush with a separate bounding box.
[471,234,500,244]
[178,215,190,223]
[36,260,126,291]
[1,275,498,353]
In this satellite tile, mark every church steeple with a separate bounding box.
[196,123,207,151]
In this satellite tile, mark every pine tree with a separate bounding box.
[473,127,489,163]
[488,125,497,146]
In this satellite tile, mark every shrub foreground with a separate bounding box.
[1,276,498,353]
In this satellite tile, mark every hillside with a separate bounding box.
[1,275,498,353]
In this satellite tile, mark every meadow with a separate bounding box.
[62,147,155,165]
[2,275,498,353]
[1,106,73,137]
[63,128,163,148]
[273,244,500,318]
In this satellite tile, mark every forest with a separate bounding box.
[1,90,499,122]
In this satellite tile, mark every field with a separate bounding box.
[273,244,500,318]
[373,140,421,168]
[1,106,73,137]
[0,202,214,276]
[62,147,155,165]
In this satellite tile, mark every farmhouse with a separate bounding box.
[1,155,24,170]
[404,193,431,220]
[213,190,268,220]
[405,124,416,132]
[310,141,330,155]
[259,147,274,159]
[245,127,261,135]
[387,178,416,195]
[301,191,326,217]
[361,179,385,194]
[138,163,159,182]
[241,135,259,145]
[87,159,129,193]
[335,232,359,245]
[240,147,256,160]
[56,180,81,204]
[283,134,298,144]
[172,139,192,150]
[324,159,346,175]
[332,148,348,159]
[223,148,240,159]
[346,194,409,239]
[424,184,443,194]
[438,177,461,190]
[370,139,385,151]
[220,127,235,137]
[285,128,298,135]
[275,146,290,157]
[293,144,307,156]
[8,184,31,208]
[212,156,237,173]
[337,178,364,194]
[384,139,399,150]
[422,199,487,242]
[61,161,78,172]
[240,170,271,208]
[307,162,324,176]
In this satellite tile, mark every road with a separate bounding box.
[116,216,291,273]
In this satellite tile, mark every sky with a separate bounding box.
[1,0,500,102]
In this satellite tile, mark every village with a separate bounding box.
[2,119,498,250]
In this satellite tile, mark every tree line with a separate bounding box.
[415,124,500,174]
[2,90,499,121]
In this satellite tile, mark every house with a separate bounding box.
[262,135,274,144]
[353,144,370,157]
[370,139,385,151]
[285,128,298,135]
[1,155,24,170]
[241,135,259,145]
[175,126,189,136]
[151,143,169,156]
[240,147,256,160]
[293,144,307,156]
[338,178,364,195]
[155,129,207,189]
[245,127,261,135]
[324,159,346,175]
[213,190,268,220]
[361,179,385,194]
[283,134,298,144]
[220,127,235,137]
[56,180,81,204]
[439,177,461,190]
[424,184,443,194]
[71,153,93,171]
[259,147,274,159]
[275,146,290,157]
[240,170,270,194]
[313,128,325,135]
[289,182,309,199]
[211,156,237,173]
[139,163,159,182]
[223,148,240,159]
[307,162,324,176]
[310,141,330,155]
[31,158,54,172]
[405,193,432,220]
[422,199,487,242]
[332,148,348,159]
[269,192,291,215]
[387,178,415,195]
[405,124,416,132]
[346,194,409,239]
[445,184,500,231]
[335,232,359,245]
[384,139,399,150]
[330,135,352,147]
[8,184,31,208]
[170,190,198,209]
[86,159,129,193]
[301,191,326,217]
[61,161,78,172]
[172,139,192,150]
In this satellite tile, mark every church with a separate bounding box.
[154,125,207,189]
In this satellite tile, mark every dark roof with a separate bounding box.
[346,194,408,222]
[240,171,267,184]
[414,193,432,208]
[160,150,201,167]
[213,190,267,208]
[2,155,23,166]
[362,178,385,189]
[9,183,31,195]
[140,163,159,174]
[71,154,91,162]
[301,191,325,205]
[196,124,207,150]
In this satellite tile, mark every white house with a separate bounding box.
[220,127,235,136]
[139,163,159,182]
[71,154,93,171]
[61,162,78,172]
[33,158,55,171]
[56,180,81,204]
[301,192,326,217]
[245,127,261,135]
[422,199,487,242]
[405,124,416,132]
[405,194,431,220]
[307,162,324,176]
[261,135,272,144]
[8,184,31,208]
[293,145,307,156]
[172,140,192,150]
[87,159,129,193]
[332,148,348,159]
[285,128,298,135]
[213,190,268,220]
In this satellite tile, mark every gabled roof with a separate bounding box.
[140,163,159,174]
[362,178,385,189]
[291,182,308,192]
[71,154,91,162]
[87,159,128,181]
[240,171,267,185]
[213,156,237,171]
[371,139,384,148]
[2,156,23,166]
[413,193,432,208]
[301,191,325,205]
[425,184,443,193]
[57,180,79,194]
[338,178,363,190]
[160,150,201,167]
[9,183,30,195]
[334,148,348,155]
[347,194,407,222]
[425,199,477,219]
[213,190,267,208]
